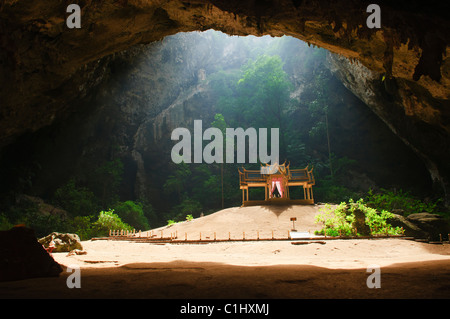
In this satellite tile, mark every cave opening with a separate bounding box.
[0,29,435,235]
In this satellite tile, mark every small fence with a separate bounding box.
[91,229,449,244]
[108,229,300,242]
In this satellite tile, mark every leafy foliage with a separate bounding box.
[170,198,202,220]
[315,199,404,236]
[53,179,99,216]
[113,200,150,231]
[65,215,96,241]
[93,209,133,237]
[315,202,355,236]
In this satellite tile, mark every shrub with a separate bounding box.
[315,202,355,236]
[315,199,404,236]
[167,214,193,226]
[113,201,150,231]
[92,209,133,237]
[348,199,403,235]
[167,219,177,226]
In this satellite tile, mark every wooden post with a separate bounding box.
[200,232,202,241]
[139,230,141,238]
[257,230,259,240]
[287,230,290,239]
[272,230,274,240]
[243,231,245,240]
[214,232,216,241]
[229,232,231,240]
[185,232,187,241]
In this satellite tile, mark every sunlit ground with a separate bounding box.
[1,206,449,299]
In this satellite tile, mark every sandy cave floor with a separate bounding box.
[1,205,450,299]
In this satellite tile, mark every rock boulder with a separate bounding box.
[406,213,450,241]
[39,232,83,253]
[0,226,62,282]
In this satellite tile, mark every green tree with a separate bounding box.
[53,179,99,216]
[113,200,150,231]
[222,55,293,161]
[237,55,292,128]
[211,113,228,208]
[163,162,191,201]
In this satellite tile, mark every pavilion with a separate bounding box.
[238,162,315,206]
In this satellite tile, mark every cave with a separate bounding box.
[0,0,449,300]
[0,0,448,201]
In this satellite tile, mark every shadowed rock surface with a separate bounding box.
[0,226,62,282]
